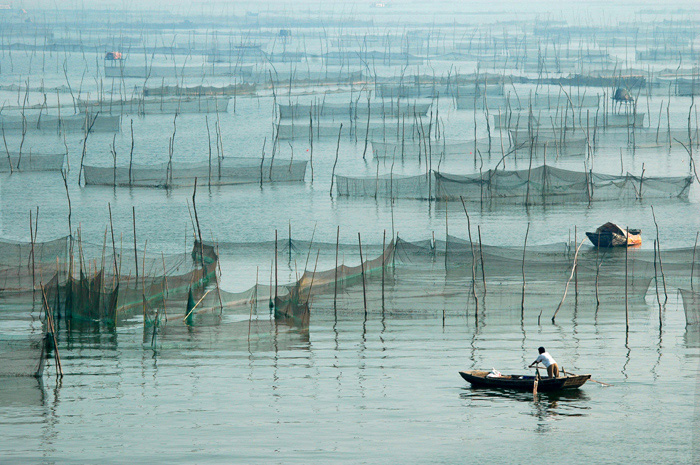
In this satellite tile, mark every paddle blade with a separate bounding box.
[533,378,538,396]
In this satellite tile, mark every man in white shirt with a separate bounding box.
[529,347,559,378]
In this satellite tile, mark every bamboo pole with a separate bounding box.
[288,221,292,263]
[574,225,578,298]
[522,222,529,314]
[191,178,206,271]
[625,228,629,332]
[108,203,119,283]
[42,285,63,377]
[382,229,386,310]
[334,226,339,311]
[274,229,278,308]
[691,231,699,289]
[132,206,138,282]
[550,238,586,323]
[478,225,486,291]
[129,119,134,186]
[653,239,662,325]
[459,197,479,310]
[305,250,320,306]
[309,107,314,181]
[595,244,603,307]
[651,206,668,302]
[359,232,367,317]
[29,210,35,291]
[330,123,343,197]
[362,92,371,159]
[445,206,448,269]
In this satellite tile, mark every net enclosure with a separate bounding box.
[371,138,587,160]
[143,84,256,97]
[83,158,307,187]
[0,153,64,172]
[278,101,431,119]
[193,232,663,324]
[680,289,700,326]
[434,165,693,202]
[77,97,230,114]
[493,111,645,129]
[0,288,48,378]
[456,92,600,110]
[0,113,120,133]
[42,241,220,324]
[371,139,492,160]
[335,165,693,202]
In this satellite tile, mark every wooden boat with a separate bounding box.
[586,222,641,247]
[459,370,590,392]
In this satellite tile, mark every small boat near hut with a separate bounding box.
[586,222,641,247]
[459,370,591,392]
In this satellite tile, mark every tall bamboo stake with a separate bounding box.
[691,231,699,289]
[330,123,343,197]
[274,229,278,308]
[651,206,668,302]
[309,108,314,181]
[41,285,62,377]
[334,225,339,311]
[574,225,578,298]
[625,228,629,332]
[108,203,119,282]
[358,232,367,317]
[459,197,478,310]
[478,225,486,291]
[594,245,603,307]
[132,206,138,282]
[382,229,386,310]
[522,222,529,314]
[29,210,35,290]
[653,239,662,325]
[551,238,585,323]
[362,93,371,159]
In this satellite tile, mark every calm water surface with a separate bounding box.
[1,293,698,463]
[1,4,700,462]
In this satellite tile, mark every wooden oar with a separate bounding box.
[561,368,613,386]
[532,367,540,396]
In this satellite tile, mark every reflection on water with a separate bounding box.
[0,377,46,408]
[0,296,696,463]
[460,386,591,426]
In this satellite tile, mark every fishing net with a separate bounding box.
[375,83,457,99]
[434,165,692,203]
[680,289,700,326]
[186,231,665,326]
[278,102,431,119]
[104,64,253,79]
[372,138,587,160]
[0,153,64,172]
[253,69,363,84]
[335,173,431,199]
[78,97,230,114]
[83,158,307,187]
[0,334,46,377]
[0,237,69,291]
[334,166,691,201]
[0,293,47,377]
[1,231,692,329]
[0,114,120,133]
[493,111,644,129]
[371,139,493,160]
[27,240,221,324]
[456,93,599,110]
[143,84,257,97]
[277,121,415,140]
